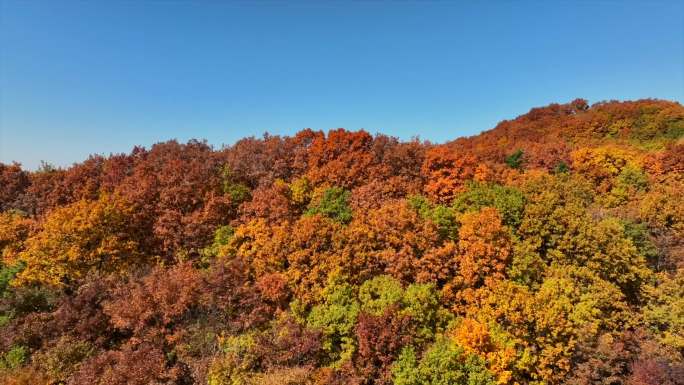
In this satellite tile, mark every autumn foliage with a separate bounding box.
[0,99,683,384]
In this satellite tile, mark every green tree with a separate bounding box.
[504,149,524,169]
[201,225,235,261]
[452,182,525,229]
[0,345,27,370]
[643,269,684,351]
[220,165,251,204]
[305,187,353,224]
[552,161,569,174]
[408,195,459,240]
[306,275,360,365]
[358,275,404,316]
[401,283,452,343]
[392,338,495,385]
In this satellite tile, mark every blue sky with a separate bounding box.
[1,1,682,170]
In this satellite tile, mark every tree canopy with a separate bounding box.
[0,99,683,384]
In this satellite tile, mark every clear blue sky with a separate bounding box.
[1,1,682,170]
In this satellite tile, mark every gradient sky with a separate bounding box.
[1,1,683,170]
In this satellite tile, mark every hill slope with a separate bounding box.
[0,99,683,385]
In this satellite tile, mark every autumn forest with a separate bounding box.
[0,98,683,385]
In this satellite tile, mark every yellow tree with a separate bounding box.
[0,211,34,263]
[222,218,290,279]
[474,265,631,385]
[15,194,144,287]
[285,214,347,303]
[451,318,517,385]
[570,145,640,193]
[441,207,513,311]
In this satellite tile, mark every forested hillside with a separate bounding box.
[0,99,683,385]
